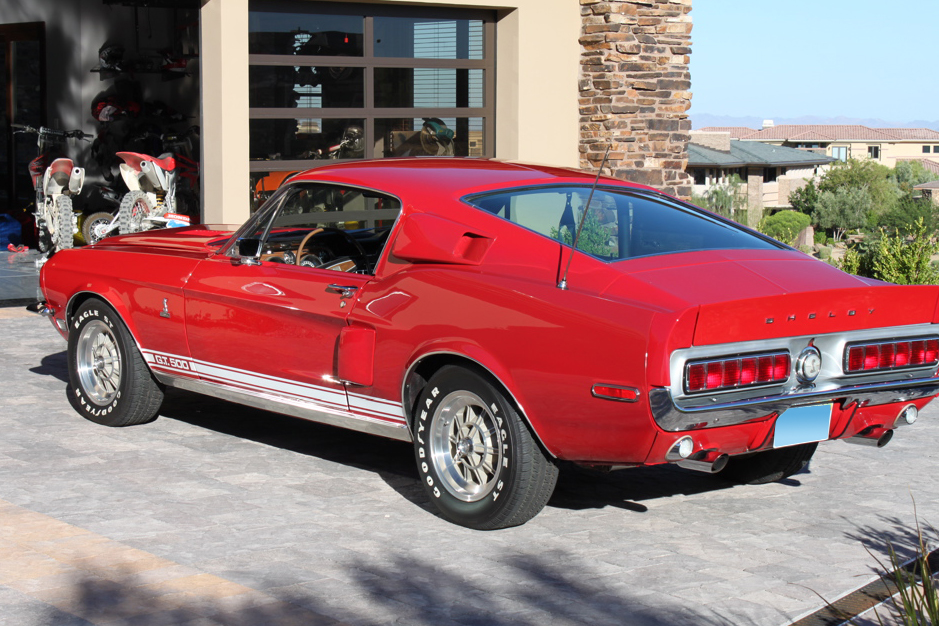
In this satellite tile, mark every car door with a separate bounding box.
[183,181,399,415]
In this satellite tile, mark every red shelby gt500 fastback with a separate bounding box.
[35,159,939,529]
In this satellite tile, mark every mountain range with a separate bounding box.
[691,114,939,131]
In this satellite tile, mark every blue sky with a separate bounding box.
[689,1,939,124]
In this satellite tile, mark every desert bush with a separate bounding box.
[872,218,939,285]
[761,210,811,245]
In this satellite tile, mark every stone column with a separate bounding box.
[579,0,693,199]
[747,171,763,229]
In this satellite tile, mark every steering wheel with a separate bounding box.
[296,227,370,272]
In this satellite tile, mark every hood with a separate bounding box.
[604,248,939,345]
[94,225,234,257]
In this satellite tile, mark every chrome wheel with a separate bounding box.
[429,390,503,502]
[75,320,122,405]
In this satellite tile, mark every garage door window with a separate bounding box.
[249,1,495,204]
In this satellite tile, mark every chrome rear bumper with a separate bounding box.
[649,377,939,432]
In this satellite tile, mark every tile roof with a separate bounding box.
[876,128,939,140]
[697,127,758,139]
[895,157,939,176]
[706,125,939,142]
[687,140,836,168]
[914,180,939,189]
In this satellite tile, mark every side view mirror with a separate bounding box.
[235,238,262,266]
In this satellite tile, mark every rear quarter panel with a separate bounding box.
[351,202,670,463]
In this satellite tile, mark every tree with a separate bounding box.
[812,187,873,242]
[818,159,899,226]
[788,179,819,216]
[691,174,747,222]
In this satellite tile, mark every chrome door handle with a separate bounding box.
[326,284,358,299]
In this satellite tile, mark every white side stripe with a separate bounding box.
[142,349,405,424]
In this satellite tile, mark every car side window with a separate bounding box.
[247,182,402,273]
[467,186,780,261]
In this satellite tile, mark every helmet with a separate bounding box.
[98,44,126,71]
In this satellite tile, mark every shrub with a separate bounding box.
[761,210,811,245]
[872,218,939,285]
[875,196,938,237]
[837,246,861,275]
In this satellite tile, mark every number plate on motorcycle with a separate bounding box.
[773,404,832,448]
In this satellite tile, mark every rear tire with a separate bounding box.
[54,196,74,251]
[118,191,152,235]
[720,442,817,485]
[414,365,558,529]
[67,298,163,427]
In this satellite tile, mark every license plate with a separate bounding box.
[773,404,832,448]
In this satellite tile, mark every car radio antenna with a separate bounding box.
[558,145,610,290]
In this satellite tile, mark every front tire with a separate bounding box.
[414,366,558,529]
[82,211,116,244]
[719,442,817,485]
[67,298,163,426]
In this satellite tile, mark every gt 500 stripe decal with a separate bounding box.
[141,349,405,424]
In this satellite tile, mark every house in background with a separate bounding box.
[915,180,939,204]
[688,131,835,220]
[700,122,939,171]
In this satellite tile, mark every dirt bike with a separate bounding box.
[12,124,91,256]
[87,150,190,239]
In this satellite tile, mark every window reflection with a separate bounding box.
[375,117,483,157]
[250,66,364,108]
[374,68,483,108]
[374,17,483,59]
[250,119,366,161]
[249,12,364,56]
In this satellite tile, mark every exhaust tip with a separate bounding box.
[844,427,894,447]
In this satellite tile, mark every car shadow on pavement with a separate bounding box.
[28,349,69,383]
[549,462,740,513]
[160,388,813,521]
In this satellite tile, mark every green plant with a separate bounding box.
[550,207,618,258]
[760,210,811,245]
[812,186,873,242]
[867,503,938,626]
[691,174,747,222]
[875,196,939,237]
[872,218,939,285]
[789,179,819,215]
[837,246,861,275]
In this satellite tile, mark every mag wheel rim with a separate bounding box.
[430,390,504,502]
[76,320,122,405]
[88,217,112,243]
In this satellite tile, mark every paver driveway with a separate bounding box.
[1,310,937,625]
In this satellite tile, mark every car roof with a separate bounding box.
[286,157,657,199]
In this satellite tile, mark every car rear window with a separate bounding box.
[465,185,781,261]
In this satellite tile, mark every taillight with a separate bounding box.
[685,352,790,394]
[844,337,939,373]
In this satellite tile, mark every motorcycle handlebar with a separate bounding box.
[11,123,89,140]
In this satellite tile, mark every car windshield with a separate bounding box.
[465,185,782,261]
